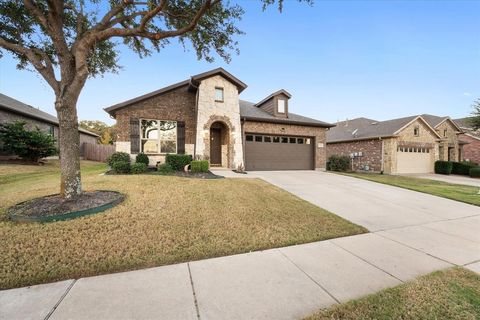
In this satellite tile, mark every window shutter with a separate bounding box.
[177,122,186,154]
[130,118,140,154]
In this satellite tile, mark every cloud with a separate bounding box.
[463,92,472,96]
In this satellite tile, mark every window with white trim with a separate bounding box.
[140,119,177,154]
[278,99,285,113]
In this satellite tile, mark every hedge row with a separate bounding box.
[434,160,479,178]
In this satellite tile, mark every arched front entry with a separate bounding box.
[209,121,229,167]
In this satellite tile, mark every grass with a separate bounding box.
[0,161,366,289]
[306,267,480,320]
[342,172,480,206]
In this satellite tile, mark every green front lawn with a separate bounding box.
[306,267,480,320]
[0,161,366,289]
[343,172,480,206]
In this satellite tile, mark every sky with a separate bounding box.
[1,0,479,126]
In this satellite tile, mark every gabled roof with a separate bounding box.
[190,68,247,93]
[240,100,334,128]
[104,80,190,114]
[0,93,98,137]
[420,114,462,131]
[254,89,292,107]
[326,115,443,143]
[104,68,247,115]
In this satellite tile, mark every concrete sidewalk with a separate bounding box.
[2,172,480,320]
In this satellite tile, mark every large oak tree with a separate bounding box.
[0,0,309,199]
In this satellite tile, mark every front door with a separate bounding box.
[210,128,222,165]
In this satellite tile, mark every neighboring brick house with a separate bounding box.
[326,114,464,174]
[104,68,334,170]
[0,93,98,157]
[454,117,480,163]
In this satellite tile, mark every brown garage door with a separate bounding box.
[245,134,314,170]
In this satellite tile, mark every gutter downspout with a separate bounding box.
[190,77,199,158]
[380,137,384,174]
[241,117,246,167]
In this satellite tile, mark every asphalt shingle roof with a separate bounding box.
[0,93,98,137]
[326,114,452,143]
[239,100,334,128]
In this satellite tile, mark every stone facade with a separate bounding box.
[384,119,439,174]
[243,121,327,170]
[327,139,382,172]
[434,120,462,162]
[327,118,441,174]
[195,75,244,168]
[460,133,480,163]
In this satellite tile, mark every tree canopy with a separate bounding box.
[470,98,480,130]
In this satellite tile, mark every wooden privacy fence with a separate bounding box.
[82,142,115,163]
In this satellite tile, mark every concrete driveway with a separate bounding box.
[254,171,480,231]
[402,173,480,187]
[2,171,480,320]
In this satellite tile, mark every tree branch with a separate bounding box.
[0,37,59,94]
[92,0,215,42]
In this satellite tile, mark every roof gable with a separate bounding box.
[326,115,446,143]
[254,89,292,108]
[240,100,333,127]
[104,68,247,116]
[190,68,247,93]
[394,116,442,139]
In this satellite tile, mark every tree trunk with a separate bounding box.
[55,94,82,199]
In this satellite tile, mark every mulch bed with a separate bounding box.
[161,170,223,179]
[8,191,123,218]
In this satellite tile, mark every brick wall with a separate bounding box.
[244,121,327,169]
[114,84,197,159]
[327,139,382,172]
[460,133,480,163]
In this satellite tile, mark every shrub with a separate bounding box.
[165,154,192,171]
[107,152,130,167]
[327,155,351,172]
[434,161,453,175]
[0,121,57,162]
[157,163,174,175]
[131,163,148,174]
[135,153,149,166]
[191,160,210,173]
[112,160,131,174]
[470,167,480,178]
[452,161,477,176]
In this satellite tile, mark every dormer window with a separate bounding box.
[278,99,285,113]
[414,126,419,137]
[215,87,224,102]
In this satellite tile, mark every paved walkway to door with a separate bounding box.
[2,171,479,320]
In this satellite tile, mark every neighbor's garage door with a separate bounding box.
[396,146,433,174]
[245,133,314,170]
